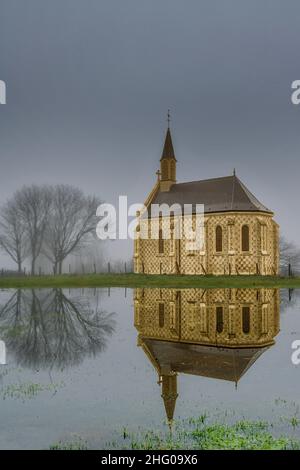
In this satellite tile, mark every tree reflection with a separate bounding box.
[280,288,300,312]
[0,289,115,370]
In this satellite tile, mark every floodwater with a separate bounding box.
[0,286,299,449]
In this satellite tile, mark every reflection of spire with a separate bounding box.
[160,374,178,428]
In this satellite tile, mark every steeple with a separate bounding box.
[160,128,176,161]
[161,373,178,428]
[159,112,177,192]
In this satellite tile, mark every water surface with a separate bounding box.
[0,286,299,449]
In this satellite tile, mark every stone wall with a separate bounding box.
[134,212,279,275]
[134,287,280,348]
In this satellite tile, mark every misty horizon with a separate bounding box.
[1,0,300,268]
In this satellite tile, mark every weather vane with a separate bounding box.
[167,109,171,127]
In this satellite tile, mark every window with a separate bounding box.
[169,302,176,330]
[158,228,164,254]
[158,303,165,327]
[261,304,269,334]
[241,225,250,252]
[228,305,236,336]
[216,306,224,333]
[216,226,223,252]
[242,306,250,334]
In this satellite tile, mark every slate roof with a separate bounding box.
[143,339,270,383]
[150,174,272,215]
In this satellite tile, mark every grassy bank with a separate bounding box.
[0,273,300,289]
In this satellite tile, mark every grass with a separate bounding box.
[50,438,88,451]
[49,417,300,450]
[0,381,64,402]
[128,423,298,450]
[117,418,300,450]
[0,273,300,289]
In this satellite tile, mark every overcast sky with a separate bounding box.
[1,0,300,266]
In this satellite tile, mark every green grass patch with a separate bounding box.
[50,416,300,450]
[0,381,64,402]
[0,273,300,289]
[119,418,300,450]
[49,438,88,450]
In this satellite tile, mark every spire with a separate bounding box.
[160,127,176,161]
[161,374,178,427]
[159,112,177,191]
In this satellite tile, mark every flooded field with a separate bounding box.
[0,287,299,449]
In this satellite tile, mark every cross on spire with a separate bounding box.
[167,109,171,128]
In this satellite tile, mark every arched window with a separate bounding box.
[216,225,223,252]
[242,306,250,334]
[241,225,250,252]
[216,306,224,333]
[158,229,164,253]
[159,303,165,328]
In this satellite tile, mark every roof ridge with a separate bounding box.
[151,174,273,214]
[173,175,234,186]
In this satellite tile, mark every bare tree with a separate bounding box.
[280,236,300,275]
[42,185,100,274]
[0,199,28,273]
[15,185,52,275]
[0,185,101,275]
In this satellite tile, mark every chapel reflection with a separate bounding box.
[134,288,280,425]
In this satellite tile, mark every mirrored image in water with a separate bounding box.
[0,287,299,449]
[135,288,280,425]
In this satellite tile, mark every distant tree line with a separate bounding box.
[280,236,300,276]
[0,184,100,275]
